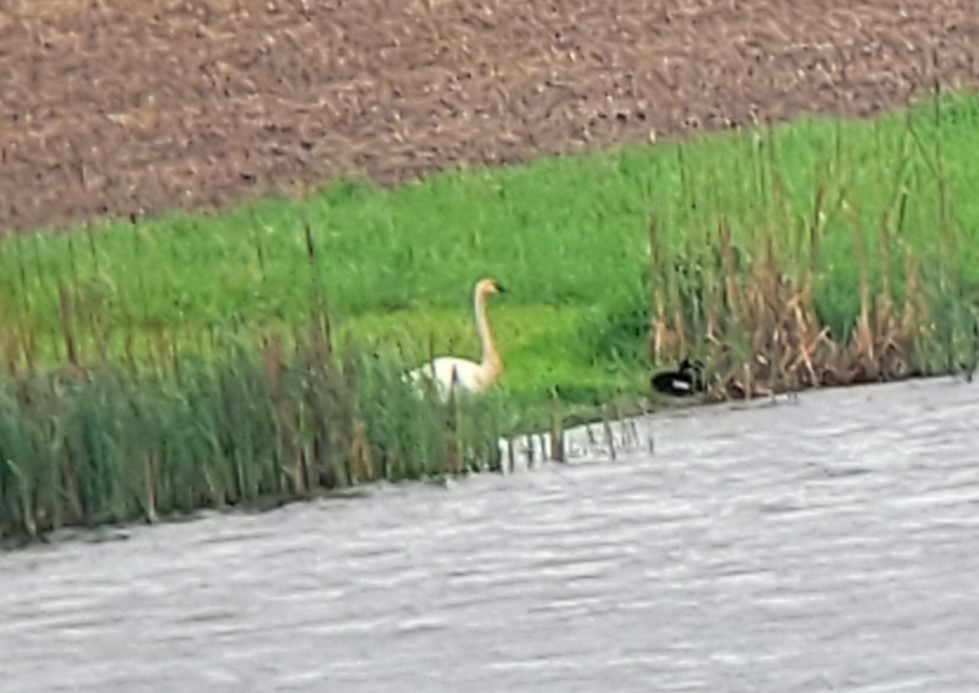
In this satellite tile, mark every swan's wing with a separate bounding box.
[431,357,481,387]
[404,357,481,397]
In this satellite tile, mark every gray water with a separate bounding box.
[2,378,978,693]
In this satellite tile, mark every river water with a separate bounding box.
[2,377,978,692]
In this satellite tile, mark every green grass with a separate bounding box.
[3,91,979,542]
[0,325,518,541]
[3,92,979,412]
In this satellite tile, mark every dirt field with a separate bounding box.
[1,0,977,234]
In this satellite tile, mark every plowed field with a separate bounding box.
[1,0,977,233]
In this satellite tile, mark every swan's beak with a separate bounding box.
[495,283,507,294]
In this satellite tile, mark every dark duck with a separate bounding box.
[651,358,706,397]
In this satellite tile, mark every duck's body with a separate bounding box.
[651,358,705,397]
[406,278,505,400]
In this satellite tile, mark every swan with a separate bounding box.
[405,278,506,399]
[651,358,706,397]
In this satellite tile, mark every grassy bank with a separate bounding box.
[1,91,978,541]
[0,310,523,541]
[2,93,976,407]
[642,93,979,397]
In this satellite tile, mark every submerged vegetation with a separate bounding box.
[2,91,979,541]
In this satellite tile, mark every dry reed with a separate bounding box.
[647,108,977,400]
[0,304,508,542]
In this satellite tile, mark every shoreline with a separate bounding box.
[1,92,978,548]
[5,372,971,552]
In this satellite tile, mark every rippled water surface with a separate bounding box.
[3,378,979,692]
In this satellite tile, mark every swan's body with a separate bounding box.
[406,278,505,400]
[651,358,705,397]
[408,356,495,396]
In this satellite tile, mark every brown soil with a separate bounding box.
[1,0,977,234]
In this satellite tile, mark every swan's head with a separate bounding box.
[476,278,506,297]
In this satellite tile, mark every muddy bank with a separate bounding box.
[1,0,977,233]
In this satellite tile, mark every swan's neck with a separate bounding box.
[474,291,502,379]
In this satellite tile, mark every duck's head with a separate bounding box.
[679,358,704,374]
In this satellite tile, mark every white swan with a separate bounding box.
[406,278,506,399]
